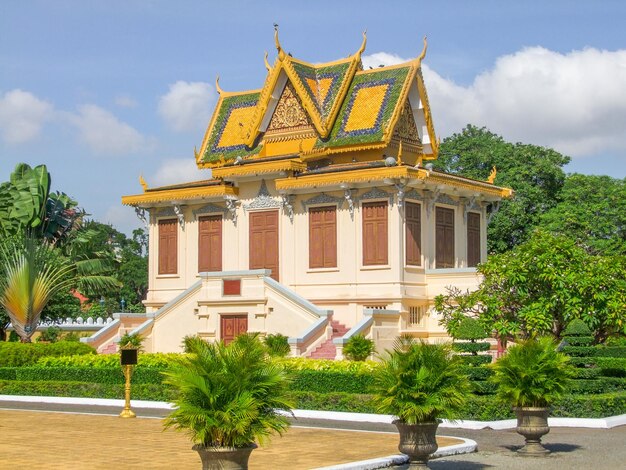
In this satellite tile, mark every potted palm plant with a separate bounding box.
[373,337,470,468]
[490,337,574,455]
[163,334,293,470]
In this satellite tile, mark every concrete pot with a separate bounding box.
[513,407,550,455]
[192,443,257,469]
[393,420,439,468]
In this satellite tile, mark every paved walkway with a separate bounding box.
[0,409,458,469]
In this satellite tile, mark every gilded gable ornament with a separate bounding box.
[392,101,422,148]
[267,82,312,131]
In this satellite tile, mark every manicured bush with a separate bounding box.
[595,347,626,358]
[37,352,179,368]
[288,391,376,414]
[343,334,375,361]
[276,357,378,373]
[290,370,374,394]
[0,380,175,401]
[563,318,593,337]
[561,345,597,357]
[0,368,17,380]
[14,367,165,384]
[563,336,594,346]
[0,341,95,367]
[37,326,62,343]
[457,355,492,366]
[460,366,493,381]
[264,333,290,357]
[568,377,626,394]
[452,342,491,354]
[605,336,626,347]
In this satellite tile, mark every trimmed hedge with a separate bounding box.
[0,342,95,367]
[452,342,491,354]
[564,336,594,346]
[0,380,175,401]
[568,357,626,377]
[460,366,492,381]
[457,355,492,366]
[596,347,626,358]
[289,370,374,394]
[561,346,597,357]
[13,367,165,385]
[37,353,179,368]
[569,377,626,394]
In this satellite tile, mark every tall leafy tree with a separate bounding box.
[436,125,570,253]
[538,174,626,255]
[435,231,626,343]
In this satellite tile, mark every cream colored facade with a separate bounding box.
[85,33,511,356]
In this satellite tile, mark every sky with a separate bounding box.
[1,1,625,235]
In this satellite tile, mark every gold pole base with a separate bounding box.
[119,409,136,418]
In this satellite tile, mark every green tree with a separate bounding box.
[538,174,626,255]
[436,231,626,344]
[436,126,570,253]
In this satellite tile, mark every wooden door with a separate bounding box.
[220,315,248,345]
[249,210,279,281]
[198,215,222,272]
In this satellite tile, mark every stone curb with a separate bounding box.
[311,437,477,470]
[1,395,625,429]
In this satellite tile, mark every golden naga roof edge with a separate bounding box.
[121,184,238,206]
[211,159,306,178]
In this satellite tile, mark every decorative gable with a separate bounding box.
[391,100,422,152]
[266,81,315,136]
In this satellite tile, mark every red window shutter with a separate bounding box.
[362,201,388,266]
[436,207,455,269]
[467,212,481,267]
[405,202,421,266]
[309,206,337,268]
[158,219,178,274]
[198,215,222,272]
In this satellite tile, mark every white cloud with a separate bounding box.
[0,89,53,144]
[103,205,142,236]
[421,47,626,158]
[114,94,138,108]
[68,104,146,155]
[362,52,408,70]
[151,158,209,187]
[158,81,215,132]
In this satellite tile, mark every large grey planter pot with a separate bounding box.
[513,407,550,456]
[193,443,257,469]
[393,420,439,469]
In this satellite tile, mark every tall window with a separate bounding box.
[435,207,455,268]
[158,219,178,274]
[405,202,421,266]
[198,215,222,272]
[309,206,337,268]
[362,201,388,266]
[467,212,481,267]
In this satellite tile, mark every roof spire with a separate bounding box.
[139,174,148,192]
[274,24,286,61]
[417,36,428,62]
[215,75,224,95]
[356,30,367,56]
[264,51,272,72]
[397,140,403,165]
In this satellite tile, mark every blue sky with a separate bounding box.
[1,1,625,234]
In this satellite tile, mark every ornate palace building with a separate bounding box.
[87,31,511,357]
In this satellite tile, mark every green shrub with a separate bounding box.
[62,332,82,342]
[343,335,375,361]
[288,391,377,414]
[568,357,626,376]
[563,319,593,337]
[0,341,95,367]
[605,336,626,347]
[276,357,378,373]
[0,380,175,401]
[8,331,19,342]
[14,366,165,384]
[595,347,626,358]
[37,352,179,368]
[0,368,17,380]
[563,336,594,346]
[37,326,61,343]
[118,332,143,350]
[461,366,493,381]
[454,317,488,341]
[452,342,491,354]
[457,355,492,366]
[264,333,290,357]
[569,377,626,394]
[552,393,626,418]
[290,370,374,394]
[561,345,597,357]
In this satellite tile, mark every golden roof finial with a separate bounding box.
[298,139,304,154]
[139,174,148,192]
[417,36,428,62]
[215,75,224,95]
[274,24,286,61]
[264,51,272,72]
[397,140,403,165]
[356,30,367,56]
[487,166,497,184]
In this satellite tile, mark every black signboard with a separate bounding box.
[120,348,138,365]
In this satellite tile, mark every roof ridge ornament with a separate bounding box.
[274,24,286,61]
[264,51,272,72]
[356,30,367,56]
[487,166,497,184]
[417,36,428,62]
[139,175,148,192]
[215,75,224,95]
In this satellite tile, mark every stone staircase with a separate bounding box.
[309,319,349,359]
[100,342,118,354]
